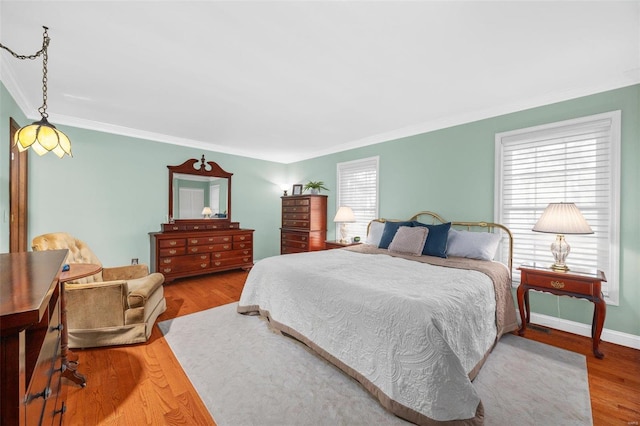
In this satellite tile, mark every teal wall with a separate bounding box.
[2,81,638,337]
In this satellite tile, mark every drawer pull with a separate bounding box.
[201,263,208,268]
[193,226,200,230]
[242,250,249,255]
[239,236,246,240]
[163,268,172,273]
[191,248,199,253]
[27,387,51,402]
[214,253,221,258]
[169,241,177,246]
[223,237,230,242]
[54,402,67,416]
[239,243,246,248]
[169,249,177,255]
[171,226,179,230]
[163,259,172,264]
[223,245,230,249]
[214,261,221,266]
[302,236,307,241]
[301,243,306,248]
[200,255,208,260]
[551,280,565,289]
[212,225,218,229]
[191,239,199,244]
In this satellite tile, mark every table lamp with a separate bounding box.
[532,202,593,271]
[334,206,355,243]
[202,206,213,219]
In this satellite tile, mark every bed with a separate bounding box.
[238,211,518,425]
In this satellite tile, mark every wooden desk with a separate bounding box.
[517,264,607,359]
[59,263,102,387]
[0,250,67,426]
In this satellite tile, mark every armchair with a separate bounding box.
[32,232,167,349]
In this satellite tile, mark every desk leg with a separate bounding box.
[592,295,606,359]
[517,285,528,336]
[60,282,87,387]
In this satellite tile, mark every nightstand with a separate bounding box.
[517,263,607,359]
[324,240,362,250]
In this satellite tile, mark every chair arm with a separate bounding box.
[126,273,165,309]
[64,281,128,329]
[102,264,150,281]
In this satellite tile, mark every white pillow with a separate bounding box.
[388,226,429,256]
[446,229,501,261]
[365,220,385,246]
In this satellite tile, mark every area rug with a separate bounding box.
[158,303,592,426]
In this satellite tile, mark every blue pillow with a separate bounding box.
[378,221,414,249]
[412,221,451,258]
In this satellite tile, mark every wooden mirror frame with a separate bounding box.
[168,155,233,224]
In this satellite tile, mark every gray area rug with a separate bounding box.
[158,302,592,426]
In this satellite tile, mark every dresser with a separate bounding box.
[1,250,67,426]
[281,194,328,254]
[150,221,254,283]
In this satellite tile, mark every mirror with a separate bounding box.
[168,156,233,222]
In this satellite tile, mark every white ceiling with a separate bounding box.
[1,1,639,164]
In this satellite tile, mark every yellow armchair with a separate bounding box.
[32,232,166,349]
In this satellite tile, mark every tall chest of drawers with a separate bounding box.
[281,194,327,254]
[150,222,254,283]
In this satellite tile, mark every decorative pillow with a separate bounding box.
[447,229,502,261]
[378,221,414,249]
[388,226,429,256]
[365,220,386,247]
[411,221,451,258]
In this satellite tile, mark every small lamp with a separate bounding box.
[334,206,355,243]
[202,207,213,219]
[532,202,593,271]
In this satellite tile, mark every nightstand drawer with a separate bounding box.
[524,273,596,296]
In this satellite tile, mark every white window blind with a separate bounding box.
[495,111,620,305]
[336,157,379,241]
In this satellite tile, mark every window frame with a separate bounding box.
[336,156,380,243]
[495,110,621,305]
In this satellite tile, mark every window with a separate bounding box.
[179,187,205,219]
[495,111,621,304]
[336,157,379,242]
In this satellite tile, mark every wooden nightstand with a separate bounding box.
[324,240,362,250]
[517,263,607,359]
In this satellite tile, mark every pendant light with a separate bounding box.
[1,26,72,158]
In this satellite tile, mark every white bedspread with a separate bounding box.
[238,249,499,424]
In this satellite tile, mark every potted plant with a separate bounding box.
[303,181,329,194]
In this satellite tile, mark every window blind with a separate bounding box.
[495,111,620,304]
[336,157,379,241]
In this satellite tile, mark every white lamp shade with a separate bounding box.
[333,206,355,223]
[202,207,213,216]
[532,203,593,235]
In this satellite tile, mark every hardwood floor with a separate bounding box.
[61,270,640,425]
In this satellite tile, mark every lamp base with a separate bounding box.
[550,234,571,271]
[339,223,349,244]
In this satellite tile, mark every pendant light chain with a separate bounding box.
[0,26,50,118]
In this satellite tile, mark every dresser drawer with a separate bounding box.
[187,243,232,253]
[211,255,253,269]
[233,233,252,243]
[282,212,310,221]
[281,246,308,254]
[283,220,310,229]
[282,198,310,207]
[159,254,210,274]
[283,206,310,214]
[211,248,252,260]
[159,238,186,248]
[188,235,233,245]
[282,240,309,250]
[524,272,597,296]
[159,246,186,257]
[282,232,309,243]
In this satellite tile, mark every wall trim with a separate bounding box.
[530,312,640,351]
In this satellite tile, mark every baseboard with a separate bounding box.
[529,312,640,350]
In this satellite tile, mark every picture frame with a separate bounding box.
[292,184,303,196]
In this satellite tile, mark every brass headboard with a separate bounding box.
[367,211,514,276]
